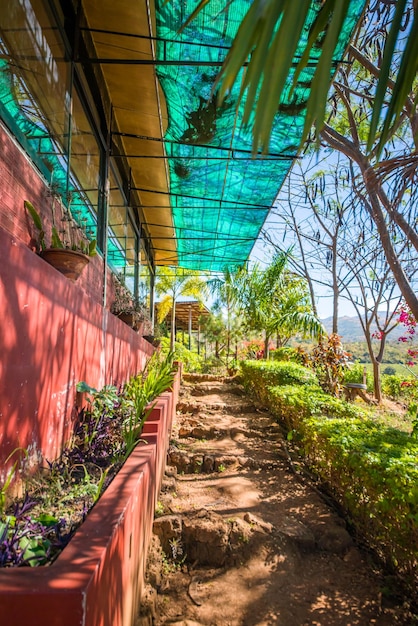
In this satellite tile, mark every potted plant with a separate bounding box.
[25,199,97,282]
[110,274,148,331]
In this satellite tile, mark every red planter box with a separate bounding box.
[0,374,179,626]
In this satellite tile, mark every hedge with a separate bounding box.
[240,360,418,593]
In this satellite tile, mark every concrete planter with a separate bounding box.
[0,377,179,626]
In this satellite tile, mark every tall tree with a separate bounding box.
[208,267,245,366]
[155,267,208,352]
[319,2,418,319]
[235,253,324,358]
[264,159,354,334]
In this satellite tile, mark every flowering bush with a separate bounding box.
[397,303,418,367]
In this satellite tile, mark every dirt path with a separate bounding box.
[139,376,409,626]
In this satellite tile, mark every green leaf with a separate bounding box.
[178,0,211,32]
[51,227,64,249]
[88,239,97,257]
[24,200,43,231]
[254,0,311,150]
[301,0,352,147]
[36,513,59,527]
[76,381,98,394]
[19,536,51,566]
[374,8,418,156]
[367,0,408,152]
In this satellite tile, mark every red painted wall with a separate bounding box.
[0,123,154,473]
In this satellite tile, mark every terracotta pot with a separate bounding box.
[118,312,142,331]
[40,249,90,281]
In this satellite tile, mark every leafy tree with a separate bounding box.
[208,268,245,366]
[155,267,208,351]
[266,159,414,401]
[234,252,324,358]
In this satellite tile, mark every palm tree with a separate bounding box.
[208,267,245,366]
[234,253,325,359]
[155,267,208,352]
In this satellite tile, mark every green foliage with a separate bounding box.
[310,334,351,396]
[241,360,318,406]
[240,362,418,591]
[235,253,324,353]
[123,351,175,458]
[382,375,418,402]
[160,337,203,373]
[267,384,370,429]
[0,449,28,515]
[302,417,418,580]
[24,200,97,256]
[270,346,306,364]
[343,361,372,392]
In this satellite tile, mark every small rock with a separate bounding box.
[191,454,204,473]
[183,510,230,566]
[161,476,177,493]
[168,448,191,473]
[165,465,177,478]
[279,516,316,552]
[202,455,215,473]
[317,525,353,554]
[229,517,253,546]
[244,512,273,533]
[153,515,183,555]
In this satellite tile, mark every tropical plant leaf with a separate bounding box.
[178,0,417,156]
[24,200,43,231]
[24,200,46,250]
[88,239,97,257]
[374,6,418,155]
[51,227,64,249]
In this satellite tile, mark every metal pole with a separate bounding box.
[188,306,192,351]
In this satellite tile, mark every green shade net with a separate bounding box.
[155,0,365,272]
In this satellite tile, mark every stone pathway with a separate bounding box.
[137,376,409,626]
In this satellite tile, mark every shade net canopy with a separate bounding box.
[155,0,365,272]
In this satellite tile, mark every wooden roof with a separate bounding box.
[157,301,211,331]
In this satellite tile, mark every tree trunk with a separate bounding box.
[332,238,339,335]
[371,357,382,403]
[264,333,270,360]
[321,125,418,321]
[170,300,176,352]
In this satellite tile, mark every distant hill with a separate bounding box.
[320,315,406,342]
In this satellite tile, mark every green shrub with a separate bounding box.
[241,360,319,407]
[381,374,418,402]
[302,416,418,580]
[242,359,318,387]
[240,362,418,593]
[381,374,404,399]
[270,347,303,363]
[344,361,371,389]
[160,337,203,373]
[266,384,370,429]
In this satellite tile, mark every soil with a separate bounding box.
[138,375,414,626]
